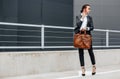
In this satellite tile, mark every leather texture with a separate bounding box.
[74,31,92,49]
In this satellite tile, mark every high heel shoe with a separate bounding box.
[81,67,85,76]
[92,66,96,75]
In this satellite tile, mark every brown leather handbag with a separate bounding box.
[73,31,92,49]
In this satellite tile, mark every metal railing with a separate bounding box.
[0,22,120,49]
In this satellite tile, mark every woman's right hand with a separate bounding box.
[81,13,86,20]
[81,28,86,32]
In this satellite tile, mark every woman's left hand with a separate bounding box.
[81,28,86,31]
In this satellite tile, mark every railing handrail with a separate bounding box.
[0,22,73,29]
[1,22,120,32]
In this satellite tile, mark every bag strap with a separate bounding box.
[80,30,86,34]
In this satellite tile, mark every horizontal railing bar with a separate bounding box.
[109,30,120,33]
[94,29,108,32]
[45,36,73,38]
[94,45,120,48]
[94,29,120,33]
[0,35,41,38]
[109,41,120,42]
[0,45,120,49]
[0,41,41,43]
[109,38,120,39]
[0,41,73,44]
[1,22,120,32]
[92,34,106,36]
[93,38,106,39]
[45,31,72,34]
[0,22,73,29]
[45,25,73,29]
[0,46,42,49]
[0,22,42,27]
[0,46,74,49]
[44,46,74,48]
[0,28,41,32]
[45,42,73,43]
[93,42,106,43]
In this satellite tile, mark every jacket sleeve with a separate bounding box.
[74,16,82,34]
[89,16,94,31]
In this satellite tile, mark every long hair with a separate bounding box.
[81,4,90,13]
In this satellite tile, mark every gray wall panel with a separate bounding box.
[18,0,42,24]
[2,0,18,22]
[43,0,73,26]
[74,0,120,30]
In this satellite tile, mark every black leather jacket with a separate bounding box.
[74,15,94,35]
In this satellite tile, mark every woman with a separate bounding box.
[74,4,96,76]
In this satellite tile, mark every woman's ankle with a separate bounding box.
[81,66,85,69]
[92,65,96,67]
[81,66,85,72]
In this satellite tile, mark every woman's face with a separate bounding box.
[84,6,91,14]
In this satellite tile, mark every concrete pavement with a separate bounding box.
[2,64,120,79]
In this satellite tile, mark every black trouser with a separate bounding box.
[78,44,96,66]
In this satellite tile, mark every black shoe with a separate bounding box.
[92,72,96,75]
[82,74,85,76]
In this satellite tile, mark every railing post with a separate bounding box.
[41,25,44,49]
[106,30,109,47]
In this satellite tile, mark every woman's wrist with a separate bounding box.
[86,27,90,31]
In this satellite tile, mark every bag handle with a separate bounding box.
[80,30,86,34]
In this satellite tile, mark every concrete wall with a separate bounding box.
[0,49,120,78]
[0,51,80,78]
